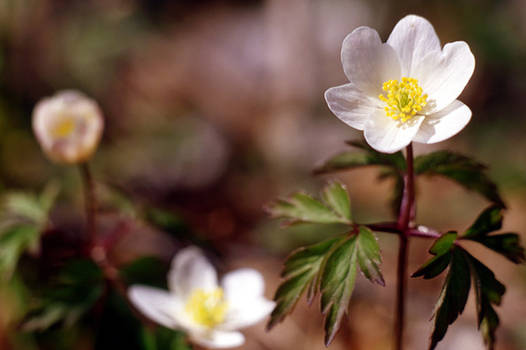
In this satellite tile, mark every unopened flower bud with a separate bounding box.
[32,90,104,164]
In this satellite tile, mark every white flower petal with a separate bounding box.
[220,298,275,330]
[413,42,475,113]
[325,84,379,131]
[364,110,424,153]
[190,330,245,349]
[341,26,401,96]
[222,268,265,302]
[387,15,441,76]
[413,100,471,144]
[128,286,181,329]
[168,247,218,299]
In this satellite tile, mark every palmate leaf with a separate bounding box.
[414,151,505,207]
[414,229,509,350]
[314,140,406,175]
[461,205,525,263]
[267,237,344,330]
[268,226,384,346]
[266,182,352,225]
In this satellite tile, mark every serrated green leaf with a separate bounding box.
[267,237,343,330]
[314,140,405,175]
[322,182,352,222]
[429,248,471,350]
[356,226,384,285]
[463,205,503,238]
[415,151,504,207]
[465,252,506,350]
[267,187,351,225]
[320,236,358,346]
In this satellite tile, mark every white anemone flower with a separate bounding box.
[325,15,475,153]
[128,247,275,349]
[32,90,104,164]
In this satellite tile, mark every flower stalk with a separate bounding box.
[394,143,415,350]
[80,163,97,249]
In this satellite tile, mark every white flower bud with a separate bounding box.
[32,90,104,164]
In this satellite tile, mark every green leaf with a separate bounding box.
[141,327,191,350]
[430,232,458,255]
[120,256,169,289]
[465,252,506,350]
[320,226,384,345]
[414,151,505,207]
[322,182,352,222]
[463,205,503,238]
[429,247,471,350]
[39,181,60,214]
[413,253,452,280]
[23,260,104,332]
[267,184,352,225]
[314,140,405,175]
[462,206,525,263]
[413,232,457,279]
[267,237,343,330]
[320,236,358,346]
[0,183,60,279]
[473,233,525,264]
[356,226,384,286]
[0,225,40,279]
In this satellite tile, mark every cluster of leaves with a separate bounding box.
[414,205,524,350]
[0,182,59,280]
[315,141,505,213]
[266,182,384,345]
[268,140,524,349]
[22,259,104,332]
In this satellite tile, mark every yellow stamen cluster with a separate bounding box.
[378,77,428,123]
[51,116,76,138]
[185,288,228,328]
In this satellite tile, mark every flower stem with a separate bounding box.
[394,143,415,350]
[79,163,152,325]
[80,163,97,247]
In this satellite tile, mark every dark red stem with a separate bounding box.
[394,143,415,350]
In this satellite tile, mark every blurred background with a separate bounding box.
[0,0,526,349]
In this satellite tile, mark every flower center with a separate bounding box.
[51,116,76,138]
[378,77,428,123]
[185,288,228,328]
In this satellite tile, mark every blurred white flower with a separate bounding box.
[32,90,104,164]
[325,15,475,153]
[129,247,275,349]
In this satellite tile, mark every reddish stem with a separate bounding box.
[394,143,415,350]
